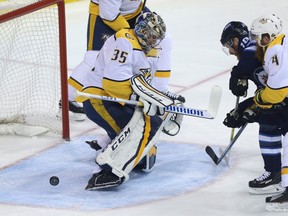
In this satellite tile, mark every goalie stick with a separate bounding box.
[205,122,248,165]
[76,85,222,119]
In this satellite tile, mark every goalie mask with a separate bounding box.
[250,14,283,47]
[134,12,166,54]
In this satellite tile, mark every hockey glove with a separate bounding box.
[223,108,245,128]
[272,100,288,110]
[242,104,260,123]
[164,91,186,103]
[272,98,288,111]
[229,75,248,97]
[141,98,165,116]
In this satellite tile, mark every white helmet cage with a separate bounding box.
[134,12,166,53]
[250,14,283,46]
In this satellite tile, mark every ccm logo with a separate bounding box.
[111,127,131,151]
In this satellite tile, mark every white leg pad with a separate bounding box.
[96,107,173,181]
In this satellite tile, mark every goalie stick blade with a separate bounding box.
[205,146,220,165]
[207,85,222,119]
[164,106,213,119]
[164,85,222,119]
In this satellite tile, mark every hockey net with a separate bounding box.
[0,0,70,139]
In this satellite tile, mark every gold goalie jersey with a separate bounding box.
[81,28,153,101]
[259,34,288,104]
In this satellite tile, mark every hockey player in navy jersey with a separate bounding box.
[220,21,284,195]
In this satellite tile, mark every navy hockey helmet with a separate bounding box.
[134,12,166,53]
[220,21,249,46]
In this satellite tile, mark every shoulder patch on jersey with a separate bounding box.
[115,29,142,50]
[147,48,158,57]
[268,34,285,48]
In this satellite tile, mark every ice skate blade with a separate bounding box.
[249,184,285,195]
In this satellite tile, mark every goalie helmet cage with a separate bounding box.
[0,0,70,140]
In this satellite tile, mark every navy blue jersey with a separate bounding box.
[231,40,265,88]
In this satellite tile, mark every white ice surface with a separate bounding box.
[1,0,288,215]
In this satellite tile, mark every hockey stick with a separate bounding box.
[143,0,147,9]
[223,96,240,164]
[76,85,222,119]
[205,122,248,165]
[230,97,240,140]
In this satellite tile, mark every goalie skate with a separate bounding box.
[249,183,285,195]
[85,170,124,190]
[57,100,86,121]
[248,171,285,195]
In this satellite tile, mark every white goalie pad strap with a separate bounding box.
[163,102,184,136]
[96,107,174,180]
[141,145,157,172]
[131,74,174,107]
[163,113,183,136]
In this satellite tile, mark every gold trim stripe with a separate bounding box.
[133,115,151,167]
[282,167,288,175]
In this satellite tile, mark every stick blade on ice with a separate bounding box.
[205,146,220,165]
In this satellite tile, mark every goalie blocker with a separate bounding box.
[131,74,175,116]
[131,74,184,136]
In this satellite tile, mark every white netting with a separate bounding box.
[0,0,41,14]
[0,0,62,135]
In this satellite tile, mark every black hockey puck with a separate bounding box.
[49,176,59,186]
